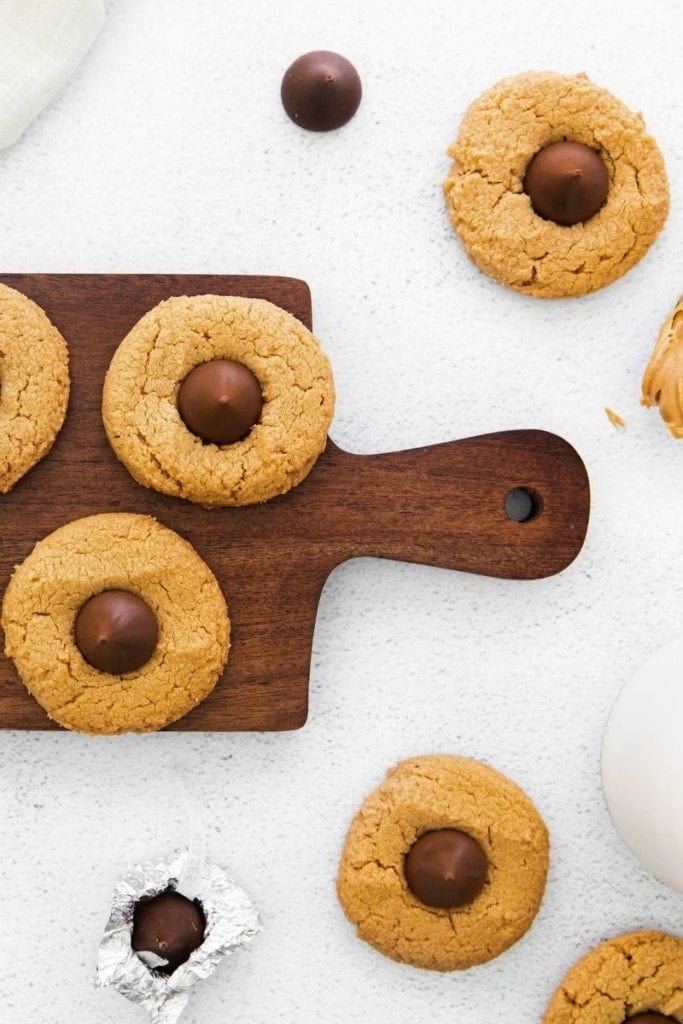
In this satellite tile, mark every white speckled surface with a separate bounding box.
[1,1,683,1021]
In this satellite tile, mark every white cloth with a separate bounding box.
[0,0,104,150]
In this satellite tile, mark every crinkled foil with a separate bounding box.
[95,850,261,1024]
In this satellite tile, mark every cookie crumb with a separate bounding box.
[605,406,626,430]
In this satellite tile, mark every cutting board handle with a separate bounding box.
[326,429,590,580]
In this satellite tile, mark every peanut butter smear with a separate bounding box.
[642,297,683,438]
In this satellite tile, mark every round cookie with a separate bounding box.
[336,754,549,971]
[1,513,229,734]
[443,71,669,298]
[102,295,335,507]
[0,282,70,491]
[543,931,683,1023]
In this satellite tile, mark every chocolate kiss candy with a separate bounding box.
[178,359,263,445]
[281,50,362,131]
[524,140,609,226]
[404,829,488,909]
[75,590,158,674]
[132,890,205,974]
[625,1016,677,1023]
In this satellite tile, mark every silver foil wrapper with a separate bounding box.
[95,850,261,1024]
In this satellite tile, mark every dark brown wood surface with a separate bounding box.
[0,274,591,731]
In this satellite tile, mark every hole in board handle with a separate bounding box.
[504,487,542,523]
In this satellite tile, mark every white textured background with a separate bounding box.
[1,1,683,1022]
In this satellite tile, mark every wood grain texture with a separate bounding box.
[0,274,591,732]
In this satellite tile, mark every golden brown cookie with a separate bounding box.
[641,295,683,437]
[336,754,549,971]
[0,282,70,491]
[102,295,335,507]
[543,930,683,1023]
[443,71,669,298]
[1,513,229,734]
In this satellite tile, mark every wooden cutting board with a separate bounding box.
[0,274,590,731]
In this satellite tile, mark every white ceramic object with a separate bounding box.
[0,0,104,151]
[602,636,683,894]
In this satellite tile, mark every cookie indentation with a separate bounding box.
[75,590,159,675]
[177,359,263,446]
[404,829,488,909]
[523,141,609,226]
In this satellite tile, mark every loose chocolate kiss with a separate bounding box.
[524,141,609,226]
[404,829,488,909]
[132,889,205,974]
[75,590,158,675]
[281,50,362,131]
[178,359,263,446]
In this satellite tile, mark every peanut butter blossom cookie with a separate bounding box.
[1,513,229,734]
[102,295,335,507]
[543,931,683,1023]
[336,755,549,971]
[0,282,69,491]
[443,71,669,298]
